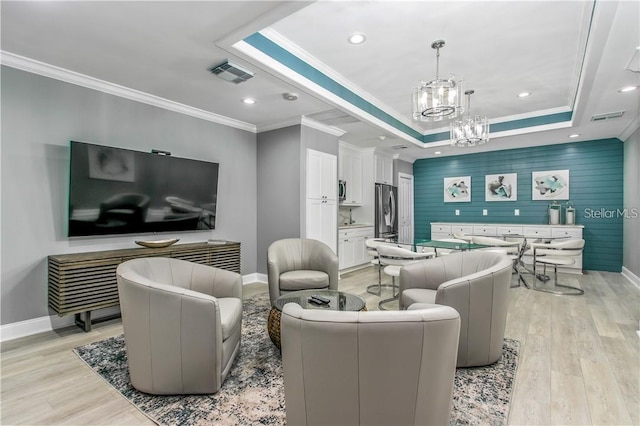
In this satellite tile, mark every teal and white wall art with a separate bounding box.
[444,176,471,202]
[532,170,570,200]
[486,173,517,202]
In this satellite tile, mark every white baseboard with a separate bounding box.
[243,272,267,285]
[339,263,372,277]
[0,306,121,343]
[621,267,640,289]
[2,273,267,342]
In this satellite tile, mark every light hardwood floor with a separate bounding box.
[1,267,638,425]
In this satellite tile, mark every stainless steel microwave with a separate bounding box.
[338,180,347,202]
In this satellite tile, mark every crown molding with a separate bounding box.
[0,51,256,133]
[620,115,639,141]
[256,116,346,137]
[256,116,302,133]
[301,116,346,136]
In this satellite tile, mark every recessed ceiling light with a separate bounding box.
[282,92,298,101]
[378,135,387,140]
[434,151,442,155]
[348,33,367,45]
[569,134,580,138]
[517,92,531,98]
[241,98,256,104]
[618,85,638,93]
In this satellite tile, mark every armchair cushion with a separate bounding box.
[279,270,329,291]
[267,238,338,304]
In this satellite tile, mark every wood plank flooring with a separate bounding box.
[1,267,638,425]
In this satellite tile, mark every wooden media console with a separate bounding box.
[48,241,241,331]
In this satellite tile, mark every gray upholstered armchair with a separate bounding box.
[116,257,243,395]
[399,250,512,367]
[267,238,339,304]
[280,302,460,426]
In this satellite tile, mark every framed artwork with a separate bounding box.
[444,176,471,202]
[88,145,135,182]
[532,170,569,200]
[485,173,517,201]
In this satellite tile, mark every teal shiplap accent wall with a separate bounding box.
[414,138,624,272]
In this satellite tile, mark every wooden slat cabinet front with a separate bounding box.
[48,241,241,330]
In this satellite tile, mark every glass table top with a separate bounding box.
[414,239,491,250]
[272,289,366,312]
[378,238,491,251]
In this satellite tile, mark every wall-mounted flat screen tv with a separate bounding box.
[68,141,219,237]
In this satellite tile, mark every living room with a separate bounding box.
[1,1,639,425]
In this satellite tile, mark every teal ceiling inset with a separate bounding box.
[422,111,575,143]
[244,32,574,145]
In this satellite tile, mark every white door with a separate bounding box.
[398,173,414,244]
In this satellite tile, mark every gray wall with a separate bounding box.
[624,128,640,277]
[256,125,302,274]
[1,66,258,325]
[394,158,414,185]
[255,124,339,274]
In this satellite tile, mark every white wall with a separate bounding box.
[623,127,640,279]
[1,66,258,326]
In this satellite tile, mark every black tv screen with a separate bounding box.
[68,141,219,237]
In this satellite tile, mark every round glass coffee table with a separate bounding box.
[267,289,367,349]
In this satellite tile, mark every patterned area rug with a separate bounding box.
[74,295,519,425]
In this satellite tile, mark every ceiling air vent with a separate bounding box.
[392,144,409,149]
[591,111,625,122]
[209,60,254,84]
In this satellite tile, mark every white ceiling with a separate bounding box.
[1,1,638,161]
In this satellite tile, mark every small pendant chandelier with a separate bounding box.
[450,89,489,147]
[412,40,464,122]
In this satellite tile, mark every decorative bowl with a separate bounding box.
[135,238,180,248]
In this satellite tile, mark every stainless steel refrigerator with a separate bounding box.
[375,183,398,238]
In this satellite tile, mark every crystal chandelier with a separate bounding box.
[412,40,464,122]
[450,90,489,147]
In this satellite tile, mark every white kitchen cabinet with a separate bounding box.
[307,198,337,253]
[348,155,363,205]
[339,147,363,205]
[339,238,356,267]
[374,153,393,185]
[307,149,337,200]
[353,236,368,265]
[338,226,374,270]
[472,225,497,236]
[431,224,451,240]
[306,149,337,253]
[497,226,523,236]
[451,224,473,237]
